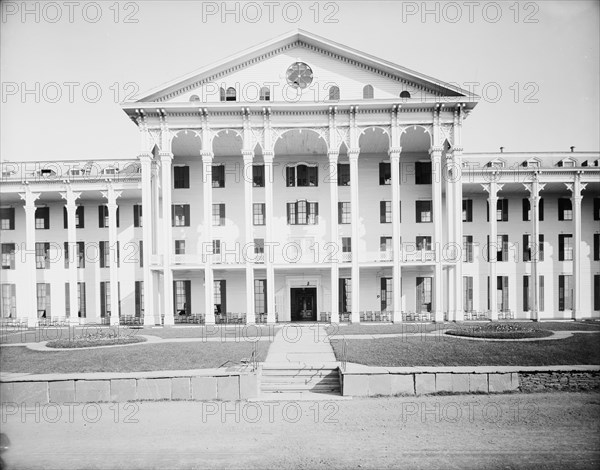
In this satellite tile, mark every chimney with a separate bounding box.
[570,146,575,153]
[500,147,504,153]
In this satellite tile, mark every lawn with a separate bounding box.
[0,341,270,374]
[330,333,600,367]
[0,324,279,344]
[326,321,600,336]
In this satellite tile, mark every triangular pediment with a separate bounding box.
[131,30,478,105]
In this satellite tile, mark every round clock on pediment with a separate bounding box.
[286,62,313,89]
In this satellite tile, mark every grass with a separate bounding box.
[0,341,271,374]
[330,333,600,367]
[0,324,280,344]
[326,321,600,336]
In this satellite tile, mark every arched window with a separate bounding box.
[189,95,200,102]
[363,85,374,99]
[260,86,270,101]
[400,91,411,99]
[219,88,226,102]
[329,86,340,101]
[226,87,236,101]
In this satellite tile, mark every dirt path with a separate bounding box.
[2,392,599,469]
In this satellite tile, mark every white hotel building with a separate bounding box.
[1,30,599,327]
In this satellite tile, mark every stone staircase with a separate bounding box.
[260,363,342,397]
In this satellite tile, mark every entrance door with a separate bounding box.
[290,288,317,321]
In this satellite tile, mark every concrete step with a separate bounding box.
[261,379,340,388]
[261,369,339,377]
[261,384,341,392]
[252,391,350,401]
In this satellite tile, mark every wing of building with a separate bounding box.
[1,30,599,327]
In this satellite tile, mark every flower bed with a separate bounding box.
[46,330,147,348]
[445,324,554,339]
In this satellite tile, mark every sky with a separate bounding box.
[1,0,599,162]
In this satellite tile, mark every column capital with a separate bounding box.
[60,188,81,206]
[481,182,504,196]
[388,147,401,159]
[241,149,254,161]
[138,152,153,163]
[158,151,173,162]
[522,182,546,196]
[327,149,339,162]
[263,150,274,163]
[429,146,444,157]
[101,187,122,205]
[201,151,214,164]
[19,188,41,207]
[348,148,360,160]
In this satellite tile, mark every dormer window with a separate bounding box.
[259,87,270,101]
[225,87,236,101]
[102,167,118,175]
[487,158,505,169]
[557,157,577,167]
[328,86,340,101]
[69,168,82,176]
[522,158,541,168]
[38,169,56,177]
[363,85,374,99]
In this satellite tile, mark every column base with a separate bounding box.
[490,310,499,321]
[205,313,216,325]
[350,311,360,323]
[454,311,465,322]
[26,317,37,328]
[163,314,174,326]
[330,313,340,324]
[432,310,444,323]
[266,313,276,323]
[392,309,402,323]
[143,315,155,326]
[109,316,120,326]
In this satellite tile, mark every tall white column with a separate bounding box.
[567,174,586,320]
[19,187,40,327]
[452,149,464,321]
[101,185,122,326]
[524,176,545,321]
[431,147,444,322]
[242,150,255,324]
[159,151,174,326]
[139,153,155,325]
[202,151,215,325]
[389,148,402,323]
[483,180,502,321]
[328,150,340,324]
[264,150,276,323]
[61,186,81,324]
[348,149,360,323]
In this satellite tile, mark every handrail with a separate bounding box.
[340,337,348,372]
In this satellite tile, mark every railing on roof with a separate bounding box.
[1,160,142,182]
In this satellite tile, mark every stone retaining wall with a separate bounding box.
[341,367,600,396]
[519,372,600,392]
[0,373,259,404]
